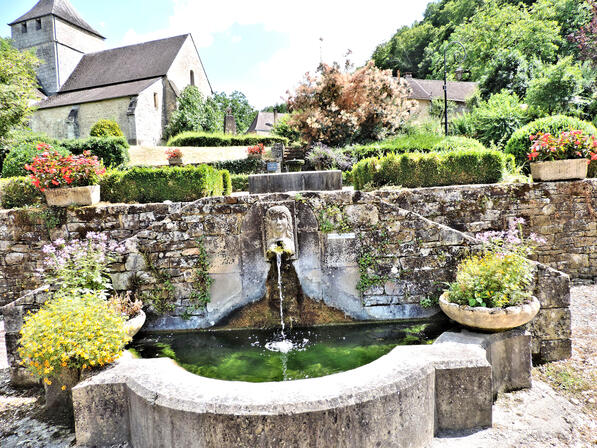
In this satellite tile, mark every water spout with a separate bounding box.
[277,252,285,338]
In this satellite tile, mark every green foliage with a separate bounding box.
[271,114,302,144]
[165,86,222,138]
[504,115,597,168]
[478,49,535,98]
[318,206,351,233]
[0,38,40,139]
[212,91,257,134]
[431,136,485,152]
[351,149,512,190]
[350,133,444,161]
[185,237,213,318]
[445,251,533,308]
[525,57,584,115]
[452,91,531,147]
[100,165,225,204]
[221,170,232,196]
[89,119,124,137]
[61,137,130,168]
[2,141,70,178]
[167,131,287,147]
[140,250,176,314]
[231,174,248,192]
[208,157,263,174]
[0,177,42,209]
[430,98,457,119]
[0,131,58,173]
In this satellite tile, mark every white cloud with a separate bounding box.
[118,0,429,108]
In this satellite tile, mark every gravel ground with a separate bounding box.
[0,285,595,447]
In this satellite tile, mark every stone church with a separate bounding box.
[9,0,212,145]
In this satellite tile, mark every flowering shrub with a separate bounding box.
[41,232,124,292]
[25,143,106,192]
[528,130,597,162]
[306,143,354,171]
[165,147,183,160]
[247,143,264,156]
[18,289,129,385]
[109,291,143,318]
[445,218,544,308]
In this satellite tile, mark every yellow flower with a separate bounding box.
[44,378,52,385]
[61,385,67,391]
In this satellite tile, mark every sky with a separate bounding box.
[1,0,430,109]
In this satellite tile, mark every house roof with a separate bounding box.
[59,34,189,93]
[404,77,478,103]
[37,77,161,109]
[9,0,104,39]
[246,112,288,134]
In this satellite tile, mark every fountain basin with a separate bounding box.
[73,335,494,448]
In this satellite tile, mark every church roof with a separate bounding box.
[246,112,288,135]
[9,0,104,39]
[59,34,189,93]
[37,77,161,109]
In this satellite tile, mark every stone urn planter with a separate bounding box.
[439,293,540,332]
[44,185,101,207]
[530,159,588,182]
[124,310,146,338]
[44,367,81,415]
[168,157,183,166]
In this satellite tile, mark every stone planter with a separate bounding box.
[44,367,81,415]
[44,185,100,207]
[168,157,183,166]
[530,159,588,181]
[439,294,540,332]
[124,310,146,338]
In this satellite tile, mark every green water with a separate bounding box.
[131,322,446,383]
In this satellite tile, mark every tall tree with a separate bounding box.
[0,38,40,139]
[568,0,597,63]
[212,91,257,134]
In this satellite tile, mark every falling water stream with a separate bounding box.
[277,253,286,337]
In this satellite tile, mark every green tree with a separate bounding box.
[525,57,584,115]
[478,50,536,99]
[212,91,257,133]
[0,38,40,139]
[165,86,222,138]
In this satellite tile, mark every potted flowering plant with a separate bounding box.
[248,143,265,159]
[439,218,543,332]
[25,143,106,206]
[166,147,183,166]
[528,130,597,181]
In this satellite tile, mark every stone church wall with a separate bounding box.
[134,79,165,146]
[167,36,211,96]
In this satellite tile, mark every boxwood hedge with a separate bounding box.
[167,131,288,147]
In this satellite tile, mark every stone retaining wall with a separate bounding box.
[379,179,597,280]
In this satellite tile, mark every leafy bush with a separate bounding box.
[351,149,512,190]
[2,141,71,178]
[165,86,222,138]
[208,157,263,174]
[89,119,124,137]
[100,165,225,204]
[61,137,130,168]
[452,92,532,147]
[221,170,232,195]
[18,290,129,384]
[167,131,287,147]
[306,143,354,171]
[505,115,597,168]
[231,174,248,192]
[288,60,415,146]
[350,134,445,161]
[0,177,42,209]
[0,131,58,174]
[271,114,302,144]
[432,136,486,152]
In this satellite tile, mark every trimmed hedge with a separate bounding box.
[167,131,288,147]
[99,165,226,204]
[221,170,232,195]
[62,136,130,168]
[90,119,124,137]
[231,174,248,192]
[431,136,486,152]
[2,142,71,178]
[0,177,42,209]
[208,157,264,174]
[505,115,597,169]
[351,149,513,190]
[351,134,464,161]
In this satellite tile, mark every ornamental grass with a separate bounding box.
[18,290,130,385]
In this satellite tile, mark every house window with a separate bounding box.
[154,93,159,109]
[21,23,27,33]
[36,19,42,30]
[190,70,195,86]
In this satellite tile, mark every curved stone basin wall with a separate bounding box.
[73,334,497,448]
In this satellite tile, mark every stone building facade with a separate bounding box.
[10,0,212,145]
